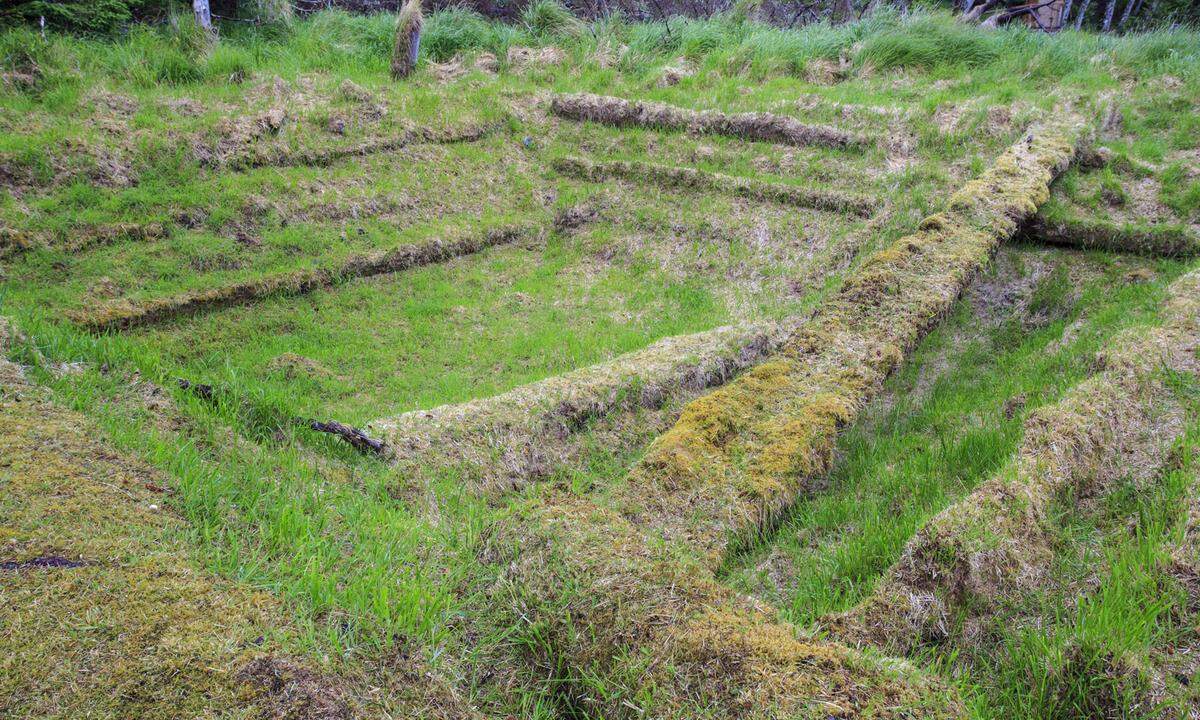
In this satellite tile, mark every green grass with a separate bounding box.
[3,7,1200,719]
[721,246,1186,622]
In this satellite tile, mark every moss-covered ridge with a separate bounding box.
[472,108,1089,719]
[71,224,533,332]
[832,265,1200,655]
[619,108,1090,568]
[552,155,878,217]
[0,319,479,720]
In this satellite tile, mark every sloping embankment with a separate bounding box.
[550,92,871,150]
[0,319,478,720]
[553,156,878,217]
[830,265,1200,655]
[474,110,1089,717]
[72,225,532,333]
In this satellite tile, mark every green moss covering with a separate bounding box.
[618,110,1089,568]
[835,265,1200,656]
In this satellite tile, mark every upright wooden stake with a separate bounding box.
[193,0,213,30]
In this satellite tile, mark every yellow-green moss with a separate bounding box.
[0,329,478,720]
[613,111,1088,567]
[837,265,1200,656]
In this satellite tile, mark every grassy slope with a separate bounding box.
[1,8,1199,719]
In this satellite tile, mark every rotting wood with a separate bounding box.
[553,156,878,217]
[550,92,871,150]
[73,224,533,333]
[177,377,388,456]
[306,419,387,455]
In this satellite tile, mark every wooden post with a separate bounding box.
[1101,0,1117,30]
[1074,0,1092,28]
[193,0,213,30]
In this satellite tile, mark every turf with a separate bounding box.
[2,7,1199,719]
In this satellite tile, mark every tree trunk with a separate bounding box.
[1101,0,1117,30]
[193,0,213,30]
[1117,0,1139,27]
[832,0,856,24]
[1060,0,1074,27]
[1074,0,1092,28]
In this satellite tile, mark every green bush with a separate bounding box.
[207,44,253,83]
[422,8,512,61]
[520,0,582,40]
[0,0,167,35]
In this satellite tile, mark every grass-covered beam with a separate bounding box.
[72,224,534,332]
[553,156,878,217]
[550,92,872,151]
[1023,208,1200,257]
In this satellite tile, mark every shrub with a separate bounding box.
[207,44,253,83]
[0,0,166,35]
[520,0,583,40]
[422,8,509,62]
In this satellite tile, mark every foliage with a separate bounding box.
[0,0,167,35]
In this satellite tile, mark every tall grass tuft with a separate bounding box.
[521,0,584,40]
[391,0,423,79]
